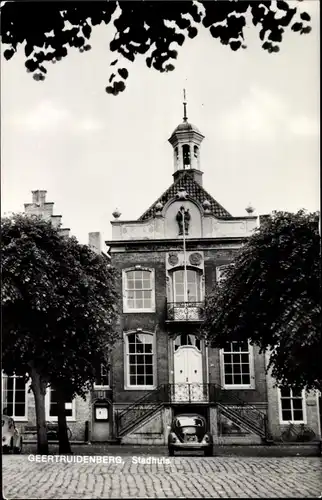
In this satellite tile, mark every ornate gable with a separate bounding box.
[139,171,232,221]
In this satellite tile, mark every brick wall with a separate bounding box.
[24,190,70,236]
[109,244,269,408]
[265,351,321,439]
[111,251,168,403]
[204,247,267,404]
[17,391,90,442]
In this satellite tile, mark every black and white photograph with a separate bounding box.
[1,0,321,498]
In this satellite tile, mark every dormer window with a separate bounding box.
[182,144,191,169]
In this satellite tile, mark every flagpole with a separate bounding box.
[182,207,188,303]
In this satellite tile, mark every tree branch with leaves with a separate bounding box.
[202,210,321,393]
[2,213,119,453]
[1,0,312,95]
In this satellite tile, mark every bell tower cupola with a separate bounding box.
[168,90,205,186]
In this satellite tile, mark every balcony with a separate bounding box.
[166,301,204,322]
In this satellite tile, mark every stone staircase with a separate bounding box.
[116,385,169,438]
[115,383,270,442]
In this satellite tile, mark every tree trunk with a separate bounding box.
[56,388,72,454]
[30,367,48,455]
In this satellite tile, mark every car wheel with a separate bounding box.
[13,438,22,454]
[204,447,213,457]
[168,448,174,457]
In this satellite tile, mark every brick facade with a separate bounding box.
[100,115,321,446]
[3,119,320,449]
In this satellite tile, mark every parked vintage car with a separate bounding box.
[168,413,213,456]
[2,415,23,454]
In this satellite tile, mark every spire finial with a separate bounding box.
[183,88,188,122]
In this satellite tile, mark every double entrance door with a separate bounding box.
[173,335,207,402]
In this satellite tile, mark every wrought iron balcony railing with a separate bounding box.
[166,301,204,322]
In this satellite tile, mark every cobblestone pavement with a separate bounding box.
[3,454,322,499]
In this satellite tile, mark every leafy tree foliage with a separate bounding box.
[202,210,321,392]
[1,0,312,95]
[2,213,119,453]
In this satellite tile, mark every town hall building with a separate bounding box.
[2,103,321,448]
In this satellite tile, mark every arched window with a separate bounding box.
[174,146,179,166]
[182,144,191,169]
[172,269,201,303]
[174,334,201,351]
[122,268,155,312]
[125,332,155,389]
[194,145,199,159]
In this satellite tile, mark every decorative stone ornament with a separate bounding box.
[245,203,255,214]
[112,208,121,219]
[176,189,188,200]
[189,252,202,266]
[168,252,179,266]
[202,199,211,214]
[155,201,163,215]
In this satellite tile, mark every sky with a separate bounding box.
[1,0,320,246]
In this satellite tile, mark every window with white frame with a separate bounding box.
[123,268,155,312]
[125,332,155,389]
[1,374,28,420]
[221,341,254,388]
[172,269,201,303]
[279,388,306,423]
[94,364,110,388]
[46,388,76,421]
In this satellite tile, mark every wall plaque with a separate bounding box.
[189,252,202,266]
[168,252,179,266]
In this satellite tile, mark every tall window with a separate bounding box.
[125,332,155,389]
[193,145,199,159]
[173,269,201,303]
[279,388,306,423]
[94,364,110,388]
[182,144,191,168]
[46,388,75,421]
[1,374,28,420]
[123,268,155,313]
[221,341,253,388]
[174,146,179,167]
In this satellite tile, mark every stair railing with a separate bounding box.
[116,384,169,435]
[210,383,268,437]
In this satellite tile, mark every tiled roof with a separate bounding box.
[139,171,232,221]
